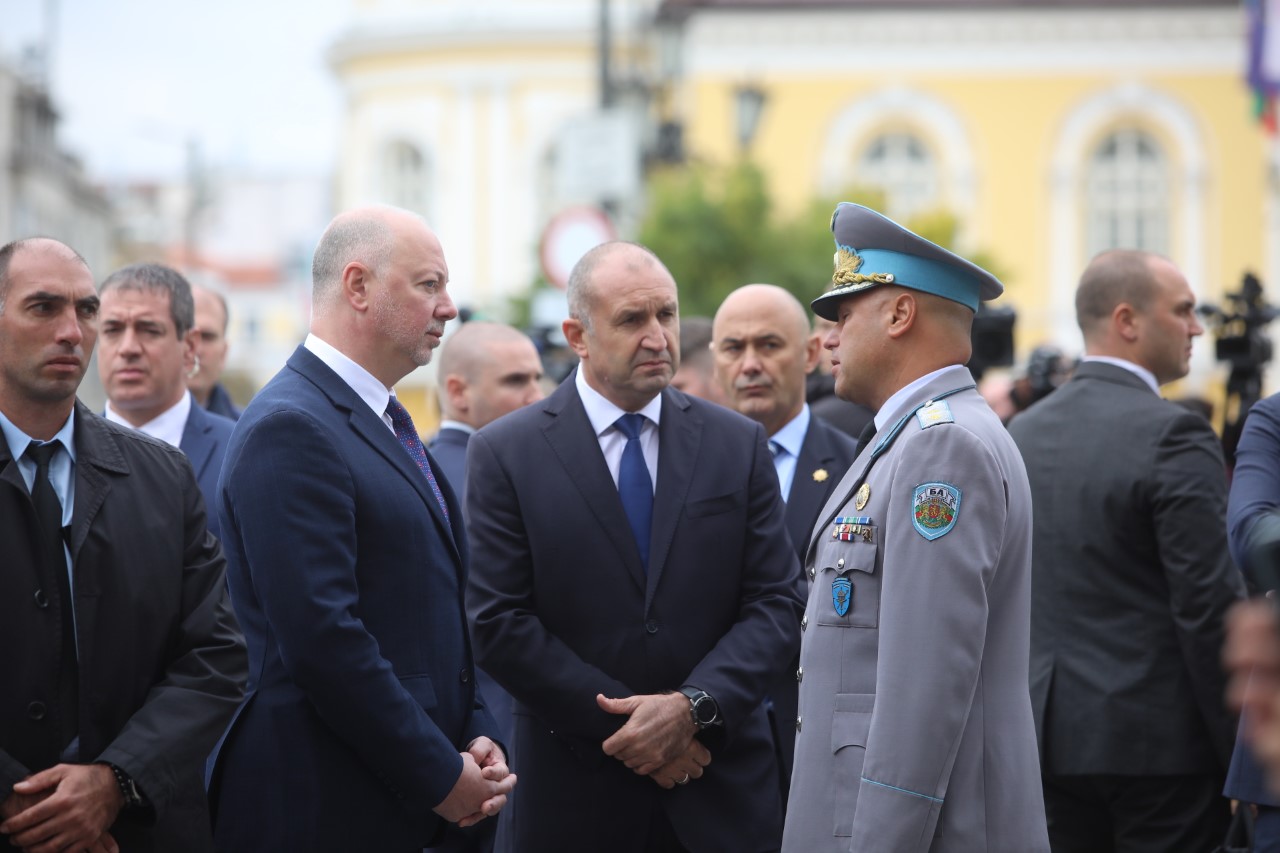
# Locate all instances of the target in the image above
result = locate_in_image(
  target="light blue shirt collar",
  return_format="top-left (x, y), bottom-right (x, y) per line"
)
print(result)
top-left (769, 405), bottom-right (810, 460)
top-left (1081, 355), bottom-right (1160, 395)
top-left (305, 333), bottom-right (395, 430)
top-left (874, 365), bottom-right (966, 432)
top-left (769, 404), bottom-right (810, 502)
top-left (0, 406), bottom-right (77, 527)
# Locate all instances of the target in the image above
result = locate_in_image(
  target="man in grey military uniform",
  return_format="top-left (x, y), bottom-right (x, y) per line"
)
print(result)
top-left (783, 203), bottom-right (1049, 852)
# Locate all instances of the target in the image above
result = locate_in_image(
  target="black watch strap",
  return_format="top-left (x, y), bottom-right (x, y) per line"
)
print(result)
top-left (102, 763), bottom-right (145, 810)
top-left (677, 685), bottom-right (721, 729)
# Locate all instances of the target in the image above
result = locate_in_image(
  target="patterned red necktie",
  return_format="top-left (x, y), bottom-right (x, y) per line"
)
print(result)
top-left (385, 397), bottom-right (450, 521)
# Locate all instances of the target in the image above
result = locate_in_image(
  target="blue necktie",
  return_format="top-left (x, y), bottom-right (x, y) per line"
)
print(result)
top-left (615, 414), bottom-right (653, 571)
top-left (385, 398), bottom-right (450, 522)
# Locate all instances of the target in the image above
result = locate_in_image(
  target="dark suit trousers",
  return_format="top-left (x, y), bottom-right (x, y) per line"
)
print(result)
top-left (1043, 772), bottom-right (1230, 853)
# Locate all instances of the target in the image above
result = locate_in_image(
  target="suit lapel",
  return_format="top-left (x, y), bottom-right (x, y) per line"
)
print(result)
top-left (541, 377), bottom-right (647, 593)
top-left (288, 347), bottom-right (460, 562)
top-left (785, 419), bottom-right (837, 560)
top-left (179, 404), bottom-right (215, 484)
top-left (69, 405), bottom-right (128, 594)
top-left (646, 389), bottom-right (698, 603)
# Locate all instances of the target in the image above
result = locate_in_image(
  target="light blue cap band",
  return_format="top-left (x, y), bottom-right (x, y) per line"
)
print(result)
top-left (853, 248), bottom-right (981, 312)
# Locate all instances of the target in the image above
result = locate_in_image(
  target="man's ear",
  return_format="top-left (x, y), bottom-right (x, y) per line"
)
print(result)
top-left (1114, 302), bottom-right (1140, 343)
top-left (885, 291), bottom-right (918, 340)
top-left (444, 374), bottom-right (469, 415)
top-left (182, 328), bottom-right (198, 376)
top-left (342, 262), bottom-right (373, 313)
top-left (563, 318), bottom-right (589, 360)
top-left (802, 331), bottom-right (822, 375)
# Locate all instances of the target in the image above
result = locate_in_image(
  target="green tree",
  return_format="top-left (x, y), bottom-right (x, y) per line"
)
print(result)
top-left (638, 161), bottom-right (883, 315)
top-left (637, 161), bottom-right (1004, 317)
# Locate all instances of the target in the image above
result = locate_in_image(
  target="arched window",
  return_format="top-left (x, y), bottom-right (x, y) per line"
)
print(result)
top-left (381, 140), bottom-right (430, 216)
top-left (855, 131), bottom-right (939, 221)
top-left (1085, 128), bottom-right (1169, 257)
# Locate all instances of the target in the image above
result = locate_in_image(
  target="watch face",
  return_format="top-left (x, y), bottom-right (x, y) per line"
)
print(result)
top-left (694, 696), bottom-right (717, 724)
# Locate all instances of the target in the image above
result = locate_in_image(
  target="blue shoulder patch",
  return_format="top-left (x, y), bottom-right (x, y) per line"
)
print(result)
top-left (915, 400), bottom-right (955, 430)
top-left (912, 482), bottom-right (961, 540)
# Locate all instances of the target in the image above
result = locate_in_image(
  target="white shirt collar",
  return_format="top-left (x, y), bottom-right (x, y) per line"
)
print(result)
top-left (105, 390), bottom-right (191, 449)
top-left (1081, 355), bottom-right (1161, 395)
top-left (305, 333), bottom-right (393, 426)
top-left (575, 366), bottom-right (663, 437)
top-left (770, 404), bottom-right (810, 458)
top-left (438, 419), bottom-right (477, 436)
top-left (874, 365), bottom-right (965, 432)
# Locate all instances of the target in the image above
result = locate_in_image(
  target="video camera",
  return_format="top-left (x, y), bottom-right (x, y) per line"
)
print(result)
top-left (1198, 273), bottom-right (1278, 372)
top-left (1199, 272), bottom-right (1279, 467)
top-left (969, 303), bottom-right (1016, 382)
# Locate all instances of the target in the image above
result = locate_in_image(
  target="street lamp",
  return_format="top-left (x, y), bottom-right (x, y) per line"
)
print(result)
top-left (735, 84), bottom-right (767, 154)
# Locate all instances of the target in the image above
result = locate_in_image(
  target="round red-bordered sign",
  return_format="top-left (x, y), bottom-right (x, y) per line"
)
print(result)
top-left (539, 206), bottom-right (617, 290)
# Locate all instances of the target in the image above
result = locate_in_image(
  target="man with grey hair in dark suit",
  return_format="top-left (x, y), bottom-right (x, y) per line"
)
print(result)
top-left (96, 264), bottom-right (236, 540)
top-left (1010, 249), bottom-right (1246, 851)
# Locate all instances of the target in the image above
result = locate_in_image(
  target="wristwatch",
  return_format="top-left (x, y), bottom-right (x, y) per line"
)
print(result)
top-left (678, 686), bottom-right (721, 730)
top-left (102, 763), bottom-right (145, 810)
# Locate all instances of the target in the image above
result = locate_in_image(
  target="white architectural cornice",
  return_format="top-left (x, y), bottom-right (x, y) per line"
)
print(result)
top-left (337, 61), bottom-right (596, 98)
top-left (329, 0), bottom-right (658, 66)
top-left (681, 7), bottom-right (1243, 75)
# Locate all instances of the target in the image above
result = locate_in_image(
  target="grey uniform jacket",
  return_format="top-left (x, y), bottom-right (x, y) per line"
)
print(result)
top-left (783, 365), bottom-right (1049, 853)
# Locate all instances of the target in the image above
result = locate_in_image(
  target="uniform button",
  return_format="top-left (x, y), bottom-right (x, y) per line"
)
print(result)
top-left (33, 589), bottom-right (49, 609)
top-left (459, 669), bottom-right (471, 684)
top-left (27, 701), bottom-right (46, 721)
top-left (795, 715), bottom-right (802, 732)
top-left (796, 667), bottom-right (803, 682)
top-left (645, 620), bottom-right (659, 634)
top-left (808, 566), bottom-right (815, 580)
top-left (801, 615), bottom-right (808, 631)
top-left (837, 558), bottom-right (845, 568)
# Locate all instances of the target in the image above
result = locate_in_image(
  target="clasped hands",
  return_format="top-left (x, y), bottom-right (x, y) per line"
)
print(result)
top-left (597, 693), bottom-right (711, 789)
top-left (0, 763), bottom-right (122, 853)
top-left (434, 736), bottom-right (517, 829)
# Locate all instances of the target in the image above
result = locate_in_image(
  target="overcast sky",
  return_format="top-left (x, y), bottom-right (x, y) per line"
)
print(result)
top-left (3, 0), bottom-right (349, 181)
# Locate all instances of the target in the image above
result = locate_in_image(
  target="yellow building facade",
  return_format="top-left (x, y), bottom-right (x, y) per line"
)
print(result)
top-left (331, 0), bottom-right (1272, 395)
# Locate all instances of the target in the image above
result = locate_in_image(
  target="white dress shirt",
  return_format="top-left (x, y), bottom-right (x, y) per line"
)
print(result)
top-left (305, 333), bottom-right (398, 433)
top-left (105, 389), bottom-right (192, 448)
top-left (1081, 355), bottom-right (1161, 395)
top-left (575, 367), bottom-right (661, 492)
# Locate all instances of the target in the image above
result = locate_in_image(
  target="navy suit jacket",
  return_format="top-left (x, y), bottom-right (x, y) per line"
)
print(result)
top-left (429, 426), bottom-right (471, 509)
top-left (768, 413), bottom-right (858, 795)
top-left (179, 402), bottom-right (235, 542)
top-left (466, 373), bottom-right (803, 853)
top-left (209, 346), bottom-right (496, 853)
top-left (204, 383), bottom-right (242, 422)
top-left (1225, 393), bottom-right (1280, 806)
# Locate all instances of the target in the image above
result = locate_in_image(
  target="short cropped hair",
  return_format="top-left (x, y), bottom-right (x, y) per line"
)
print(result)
top-left (1075, 249), bottom-right (1161, 337)
top-left (99, 263), bottom-right (196, 338)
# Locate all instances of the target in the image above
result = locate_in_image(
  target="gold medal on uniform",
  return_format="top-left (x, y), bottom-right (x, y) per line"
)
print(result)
top-left (855, 482), bottom-right (870, 511)
top-left (812, 468), bottom-right (829, 483)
